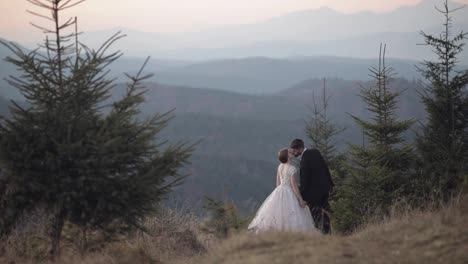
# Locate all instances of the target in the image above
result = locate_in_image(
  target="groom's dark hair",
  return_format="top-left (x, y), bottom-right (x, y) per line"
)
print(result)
top-left (290, 138), bottom-right (305, 150)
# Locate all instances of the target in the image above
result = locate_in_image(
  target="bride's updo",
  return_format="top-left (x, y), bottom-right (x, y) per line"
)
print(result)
top-left (278, 148), bottom-right (289, 164)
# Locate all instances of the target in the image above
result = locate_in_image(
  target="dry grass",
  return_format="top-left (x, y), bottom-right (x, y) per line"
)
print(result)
top-left (1, 210), bottom-right (50, 262)
top-left (0, 203), bottom-right (213, 264)
top-left (1, 197), bottom-right (467, 264)
top-left (189, 195), bottom-right (468, 264)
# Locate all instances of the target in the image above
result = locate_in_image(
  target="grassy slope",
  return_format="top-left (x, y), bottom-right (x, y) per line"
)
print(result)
top-left (1, 197), bottom-right (467, 264)
top-left (191, 197), bottom-right (468, 264)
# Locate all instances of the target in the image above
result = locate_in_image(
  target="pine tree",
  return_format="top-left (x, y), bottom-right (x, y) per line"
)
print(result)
top-left (416, 0), bottom-right (468, 200)
top-left (332, 45), bottom-right (414, 233)
top-left (305, 78), bottom-right (346, 182)
top-left (0, 0), bottom-right (194, 257)
top-left (201, 196), bottom-right (248, 238)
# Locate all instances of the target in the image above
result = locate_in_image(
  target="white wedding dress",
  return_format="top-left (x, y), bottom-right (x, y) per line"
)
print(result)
top-left (248, 163), bottom-right (317, 234)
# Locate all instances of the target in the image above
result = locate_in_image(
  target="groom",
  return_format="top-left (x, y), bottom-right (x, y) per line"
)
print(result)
top-left (290, 139), bottom-right (334, 234)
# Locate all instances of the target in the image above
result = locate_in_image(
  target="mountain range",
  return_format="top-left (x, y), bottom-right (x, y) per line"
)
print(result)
top-left (2, 0), bottom-right (467, 96)
top-left (1, 42), bottom-right (426, 96)
top-left (64, 0), bottom-right (468, 61)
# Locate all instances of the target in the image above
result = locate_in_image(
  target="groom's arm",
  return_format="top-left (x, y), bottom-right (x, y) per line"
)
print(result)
top-left (299, 152), bottom-right (311, 195)
top-left (316, 149), bottom-right (334, 188)
top-left (311, 148), bottom-right (334, 191)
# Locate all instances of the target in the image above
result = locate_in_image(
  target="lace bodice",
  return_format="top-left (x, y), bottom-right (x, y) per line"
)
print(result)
top-left (278, 163), bottom-right (297, 186)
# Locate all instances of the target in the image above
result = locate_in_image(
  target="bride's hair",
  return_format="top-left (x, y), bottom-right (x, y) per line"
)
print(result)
top-left (278, 148), bottom-right (289, 163)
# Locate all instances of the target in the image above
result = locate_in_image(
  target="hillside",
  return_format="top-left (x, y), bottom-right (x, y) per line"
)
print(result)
top-left (2, 195), bottom-right (465, 263)
top-left (190, 197), bottom-right (468, 264)
top-left (136, 79), bottom-right (424, 124)
top-left (136, 80), bottom-right (425, 208)
top-left (0, 78), bottom-right (426, 210)
top-left (161, 113), bottom-right (305, 208)
top-left (155, 56), bottom-right (422, 94)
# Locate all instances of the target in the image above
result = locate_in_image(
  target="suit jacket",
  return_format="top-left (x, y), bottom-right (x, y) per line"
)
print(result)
top-left (299, 148), bottom-right (334, 206)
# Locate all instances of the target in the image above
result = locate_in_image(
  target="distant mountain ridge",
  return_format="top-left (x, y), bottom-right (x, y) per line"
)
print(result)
top-left (1, 43), bottom-right (428, 96)
top-left (2, 1), bottom-right (468, 61)
top-left (154, 56), bottom-right (424, 94)
top-left (66, 0), bottom-right (468, 61)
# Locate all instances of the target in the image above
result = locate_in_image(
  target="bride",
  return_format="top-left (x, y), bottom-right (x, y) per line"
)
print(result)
top-left (248, 148), bottom-right (318, 234)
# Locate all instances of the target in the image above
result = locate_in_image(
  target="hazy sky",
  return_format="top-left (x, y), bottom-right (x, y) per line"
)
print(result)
top-left (1, 0), bottom-right (467, 42)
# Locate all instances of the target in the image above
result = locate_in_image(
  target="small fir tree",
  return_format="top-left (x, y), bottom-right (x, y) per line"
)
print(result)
top-left (201, 196), bottom-right (249, 238)
top-left (332, 45), bottom-right (415, 233)
top-left (415, 0), bottom-right (468, 200)
top-left (305, 78), bottom-right (346, 183)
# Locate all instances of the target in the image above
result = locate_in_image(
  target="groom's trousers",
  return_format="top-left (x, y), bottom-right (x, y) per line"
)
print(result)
top-left (309, 194), bottom-right (331, 234)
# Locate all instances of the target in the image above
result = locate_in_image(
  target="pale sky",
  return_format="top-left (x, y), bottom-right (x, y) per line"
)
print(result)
top-left (1, 0), bottom-right (467, 42)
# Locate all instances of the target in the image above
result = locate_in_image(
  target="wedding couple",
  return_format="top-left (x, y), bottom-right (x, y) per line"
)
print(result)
top-left (248, 139), bottom-right (334, 235)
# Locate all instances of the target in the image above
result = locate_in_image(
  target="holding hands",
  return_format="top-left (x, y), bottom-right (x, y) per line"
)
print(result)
top-left (299, 199), bottom-right (307, 208)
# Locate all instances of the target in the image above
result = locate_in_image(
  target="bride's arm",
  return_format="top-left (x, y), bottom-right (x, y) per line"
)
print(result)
top-left (290, 173), bottom-right (306, 206)
top-left (276, 171), bottom-right (280, 187)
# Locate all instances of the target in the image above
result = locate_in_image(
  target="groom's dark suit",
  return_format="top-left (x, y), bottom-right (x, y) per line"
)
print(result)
top-left (299, 148), bottom-right (334, 234)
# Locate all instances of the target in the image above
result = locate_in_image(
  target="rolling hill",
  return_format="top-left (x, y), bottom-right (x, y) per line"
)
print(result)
top-left (0, 37), bottom-right (431, 211)
top-left (0, 49), bottom-right (426, 95)
top-left (135, 79), bottom-right (425, 208)
top-left (0, 80), bottom-right (310, 209)
top-left (0, 77), bottom-right (426, 209)
top-left (155, 56), bottom-right (423, 94)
